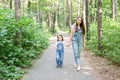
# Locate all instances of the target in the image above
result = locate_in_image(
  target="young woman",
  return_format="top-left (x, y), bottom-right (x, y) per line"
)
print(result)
top-left (67, 16), bottom-right (85, 71)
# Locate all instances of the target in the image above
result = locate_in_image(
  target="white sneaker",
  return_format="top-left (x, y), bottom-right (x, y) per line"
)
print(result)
top-left (74, 63), bottom-right (77, 68)
top-left (76, 65), bottom-right (80, 71)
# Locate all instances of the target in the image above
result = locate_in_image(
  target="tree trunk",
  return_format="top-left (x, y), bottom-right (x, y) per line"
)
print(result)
top-left (22, 0), bottom-right (25, 17)
top-left (57, 1), bottom-right (60, 27)
top-left (89, 0), bottom-right (94, 22)
top-left (64, 0), bottom-right (66, 29)
top-left (112, 0), bottom-right (117, 20)
top-left (83, 0), bottom-right (86, 29)
top-left (39, 11), bottom-right (42, 23)
top-left (38, 0), bottom-right (42, 24)
top-left (86, 0), bottom-right (90, 40)
top-left (83, 0), bottom-right (89, 40)
top-left (68, 0), bottom-right (72, 32)
top-left (97, 0), bottom-right (102, 50)
top-left (14, 0), bottom-right (22, 47)
top-left (52, 12), bottom-right (56, 33)
top-left (15, 0), bottom-right (21, 21)
top-left (47, 12), bottom-right (51, 28)
top-left (77, 0), bottom-right (80, 16)
top-left (35, 0), bottom-right (38, 22)
top-left (28, 0), bottom-right (31, 14)
top-left (10, 0), bottom-right (12, 9)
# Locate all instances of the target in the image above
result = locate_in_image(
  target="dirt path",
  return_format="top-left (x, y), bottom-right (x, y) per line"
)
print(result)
top-left (22, 31), bottom-right (120, 80)
top-left (84, 51), bottom-right (120, 80)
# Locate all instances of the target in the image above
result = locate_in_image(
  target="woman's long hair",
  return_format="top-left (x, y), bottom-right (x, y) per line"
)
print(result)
top-left (75, 17), bottom-right (85, 35)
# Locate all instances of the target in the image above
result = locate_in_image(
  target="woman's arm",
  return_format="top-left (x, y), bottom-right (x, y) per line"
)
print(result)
top-left (54, 42), bottom-right (58, 49)
top-left (66, 28), bottom-right (74, 46)
top-left (82, 34), bottom-right (86, 48)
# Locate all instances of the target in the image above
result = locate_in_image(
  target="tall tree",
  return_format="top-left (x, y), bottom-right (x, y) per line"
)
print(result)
top-left (38, 0), bottom-right (42, 24)
top-left (15, 0), bottom-right (21, 21)
top-left (14, 0), bottom-right (22, 47)
top-left (77, 0), bottom-right (80, 16)
top-left (68, 0), bottom-right (72, 32)
top-left (83, 0), bottom-right (86, 26)
top-left (86, 0), bottom-right (89, 40)
top-left (112, 0), bottom-right (117, 20)
top-left (83, 0), bottom-right (89, 40)
top-left (10, 0), bottom-right (13, 9)
top-left (63, 0), bottom-right (67, 29)
top-left (57, 0), bottom-right (60, 27)
top-left (47, 12), bottom-right (51, 28)
top-left (97, 0), bottom-right (102, 49)
top-left (28, 0), bottom-right (31, 14)
top-left (52, 11), bottom-right (56, 33)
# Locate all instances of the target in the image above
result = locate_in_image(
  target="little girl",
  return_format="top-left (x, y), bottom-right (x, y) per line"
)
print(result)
top-left (55, 35), bottom-right (65, 68)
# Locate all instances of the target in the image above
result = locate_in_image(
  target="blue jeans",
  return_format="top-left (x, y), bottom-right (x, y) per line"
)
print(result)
top-left (56, 50), bottom-right (64, 66)
top-left (72, 40), bottom-right (82, 65)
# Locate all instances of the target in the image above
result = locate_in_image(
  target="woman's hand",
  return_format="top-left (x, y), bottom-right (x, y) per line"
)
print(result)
top-left (82, 43), bottom-right (86, 49)
top-left (54, 46), bottom-right (58, 49)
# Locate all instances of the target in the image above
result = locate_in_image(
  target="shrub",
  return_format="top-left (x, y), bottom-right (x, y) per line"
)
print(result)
top-left (87, 17), bottom-right (120, 65)
top-left (0, 8), bottom-right (49, 79)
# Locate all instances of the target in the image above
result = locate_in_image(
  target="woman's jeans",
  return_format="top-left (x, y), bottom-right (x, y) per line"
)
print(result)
top-left (56, 50), bottom-right (64, 66)
top-left (72, 40), bottom-right (82, 65)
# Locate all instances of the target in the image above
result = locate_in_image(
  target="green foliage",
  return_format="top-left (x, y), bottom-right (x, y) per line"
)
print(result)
top-left (102, 0), bottom-right (112, 17)
top-left (0, 65), bottom-right (24, 80)
top-left (0, 8), bottom-right (49, 79)
top-left (87, 17), bottom-right (120, 65)
top-left (102, 17), bottom-right (120, 65)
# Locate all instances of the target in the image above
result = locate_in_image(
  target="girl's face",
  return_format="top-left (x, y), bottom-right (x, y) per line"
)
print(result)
top-left (76, 18), bottom-right (82, 24)
top-left (58, 36), bottom-right (63, 41)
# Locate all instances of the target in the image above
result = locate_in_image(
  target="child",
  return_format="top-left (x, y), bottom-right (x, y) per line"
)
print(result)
top-left (55, 35), bottom-right (65, 68)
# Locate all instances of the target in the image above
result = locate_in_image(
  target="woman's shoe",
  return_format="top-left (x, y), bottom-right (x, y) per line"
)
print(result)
top-left (74, 63), bottom-right (77, 68)
top-left (76, 65), bottom-right (80, 71)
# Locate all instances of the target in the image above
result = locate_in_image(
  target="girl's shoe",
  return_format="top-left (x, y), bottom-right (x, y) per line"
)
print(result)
top-left (56, 65), bottom-right (59, 68)
top-left (59, 65), bottom-right (63, 68)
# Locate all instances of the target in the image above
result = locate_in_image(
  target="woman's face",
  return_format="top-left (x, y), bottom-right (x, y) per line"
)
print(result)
top-left (76, 18), bottom-right (82, 24)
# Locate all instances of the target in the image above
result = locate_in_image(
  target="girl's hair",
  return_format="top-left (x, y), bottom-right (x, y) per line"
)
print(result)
top-left (57, 35), bottom-right (64, 41)
top-left (75, 16), bottom-right (85, 35)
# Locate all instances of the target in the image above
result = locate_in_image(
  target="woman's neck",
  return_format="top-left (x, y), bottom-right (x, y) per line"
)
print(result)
top-left (77, 24), bottom-right (80, 27)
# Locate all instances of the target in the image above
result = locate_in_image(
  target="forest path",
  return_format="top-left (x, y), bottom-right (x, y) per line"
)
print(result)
top-left (22, 31), bottom-right (98, 80)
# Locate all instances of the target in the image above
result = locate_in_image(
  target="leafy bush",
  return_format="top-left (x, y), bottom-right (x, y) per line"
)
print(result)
top-left (87, 17), bottom-right (120, 65)
top-left (0, 65), bottom-right (24, 80)
top-left (0, 8), bottom-right (49, 79)
top-left (102, 17), bottom-right (120, 65)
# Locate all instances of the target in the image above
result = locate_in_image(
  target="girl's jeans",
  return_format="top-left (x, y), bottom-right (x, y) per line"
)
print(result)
top-left (72, 40), bottom-right (82, 65)
top-left (56, 50), bottom-right (64, 66)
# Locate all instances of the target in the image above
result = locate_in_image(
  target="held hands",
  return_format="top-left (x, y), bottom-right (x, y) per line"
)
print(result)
top-left (54, 46), bottom-right (58, 49)
top-left (65, 42), bottom-right (71, 47)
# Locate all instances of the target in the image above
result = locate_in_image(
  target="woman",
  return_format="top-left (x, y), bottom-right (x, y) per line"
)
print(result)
top-left (67, 16), bottom-right (85, 71)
